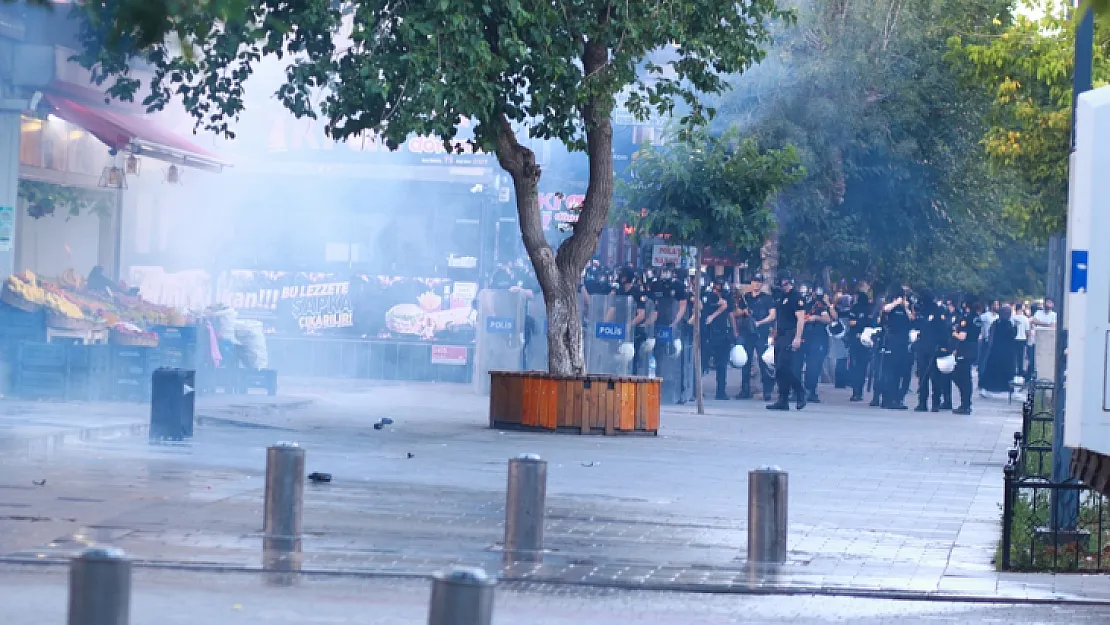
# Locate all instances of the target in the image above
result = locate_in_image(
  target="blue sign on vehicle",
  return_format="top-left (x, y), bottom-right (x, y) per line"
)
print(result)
top-left (486, 317), bottom-right (516, 333)
top-left (595, 322), bottom-right (626, 340)
top-left (655, 326), bottom-right (673, 341)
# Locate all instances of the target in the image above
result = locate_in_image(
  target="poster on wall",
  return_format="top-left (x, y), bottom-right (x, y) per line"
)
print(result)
top-left (216, 270), bottom-right (478, 342)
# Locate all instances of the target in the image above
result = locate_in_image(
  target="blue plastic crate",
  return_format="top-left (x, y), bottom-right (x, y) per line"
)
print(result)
top-left (239, 369), bottom-right (277, 396)
top-left (151, 345), bottom-right (196, 370)
top-left (152, 325), bottom-right (197, 349)
top-left (111, 345), bottom-right (153, 376)
top-left (0, 304), bottom-right (45, 328)
top-left (68, 344), bottom-right (111, 372)
top-left (19, 342), bottom-right (68, 370)
top-left (16, 369), bottom-right (66, 399)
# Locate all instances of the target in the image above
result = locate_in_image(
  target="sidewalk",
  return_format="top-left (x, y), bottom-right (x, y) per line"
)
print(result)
top-left (0, 377), bottom-right (1105, 605)
top-left (0, 393), bottom-right (314, 449)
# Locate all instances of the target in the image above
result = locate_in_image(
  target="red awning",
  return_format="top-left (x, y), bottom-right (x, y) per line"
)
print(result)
top-left (43, 93), bottom-right (226, 171)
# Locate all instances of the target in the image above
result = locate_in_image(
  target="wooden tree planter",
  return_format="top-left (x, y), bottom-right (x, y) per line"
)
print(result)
top-left (489, 371), bottom-right (660, 435)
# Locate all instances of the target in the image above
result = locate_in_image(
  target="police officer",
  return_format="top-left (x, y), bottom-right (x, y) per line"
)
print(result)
top-left (912, 289), bottom-right (944, 412)
top-left (952, 295), bottom-right (981, 415)
top-left (802, 286), bottom-right (832, 403)
top-left (679, 270), bottom-right (697, 403)
top-left (932, 298), bottom-right (955, 411)
top-left (767, 274), bottom-right (807, 411)
top-left (734, 273), bottom-right (774, 400)
top-left (607, 267), bottom-right (646, 373)
top-left (879, 284), bottom-right (914, 410)
top-left (703, 276), bottom-right (732, 400)
top-left (650, 264), bottom-right (687, 402)
top-left (846, 291), bottom-right (871, 402)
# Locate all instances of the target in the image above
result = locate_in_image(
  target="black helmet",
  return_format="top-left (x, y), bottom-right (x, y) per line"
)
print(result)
top-left (751, 272), bottom-right (765, 283)
top-left (779, 272), bottom-right (794, 286)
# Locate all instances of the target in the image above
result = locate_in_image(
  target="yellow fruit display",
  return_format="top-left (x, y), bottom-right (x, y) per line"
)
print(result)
top-left (6, 274), bottom-right (44, 304)
top-left (44, 292), bottom-right (84, 319)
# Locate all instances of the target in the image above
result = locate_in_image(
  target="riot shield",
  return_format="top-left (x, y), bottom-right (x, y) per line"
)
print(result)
top-left (473, 289), bottom-right (526, 394)
top-left (585, 293), bottom-right (634, 376)
top-left (652, 295), bottom-right (683, 403)
top-left (522, 293), bottom-right (548, 372)
top-left (633, 299), bottom-right (656, 377)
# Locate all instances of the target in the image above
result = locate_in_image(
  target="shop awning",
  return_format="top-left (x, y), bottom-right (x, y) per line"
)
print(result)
top-left (43, 93), bottom-right (227, 172)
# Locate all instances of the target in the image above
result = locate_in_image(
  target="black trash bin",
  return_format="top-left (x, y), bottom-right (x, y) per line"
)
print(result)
top-left (150, 368), bottom-right (196, 441)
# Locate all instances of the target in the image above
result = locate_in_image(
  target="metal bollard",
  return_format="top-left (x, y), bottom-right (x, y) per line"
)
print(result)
top-left (68, 547), bottom-right (131, 625)
top-left (747, 466), bottom-right (788, 563)
top-left (263, 442), bottom-right (305, 583)
top-left (427, 567), bottom-right (495, 625)
top-left (503, 453), bottom-right (547, 564)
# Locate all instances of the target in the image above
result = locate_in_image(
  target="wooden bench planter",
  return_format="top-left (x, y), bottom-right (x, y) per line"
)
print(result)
top-left (489, 371), bottom-right (660, 435)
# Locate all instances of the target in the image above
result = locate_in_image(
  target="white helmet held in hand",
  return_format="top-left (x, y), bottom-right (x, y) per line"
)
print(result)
top-left (936, 354), bottom-right (956, 374)
top-left (762, 344), bottom-right (776, 367)
top-left (730, 344), bottom-right (748, 368)
top-left (644, 338), bottom-right (656, 352)
top-left (861, 327), bottom-right (877, 348)
top-left (618, 342), bottom-right (635, 362)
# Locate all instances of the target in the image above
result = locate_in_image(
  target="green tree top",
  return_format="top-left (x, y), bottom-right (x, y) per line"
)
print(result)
top-left (618, 127), bottom-right (802, 250)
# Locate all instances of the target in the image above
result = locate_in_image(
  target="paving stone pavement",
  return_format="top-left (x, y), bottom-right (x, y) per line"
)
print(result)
top-left (1, 564), bottom-right (1107, 624)
top-left (0, 378), bottom-right (1105, 605)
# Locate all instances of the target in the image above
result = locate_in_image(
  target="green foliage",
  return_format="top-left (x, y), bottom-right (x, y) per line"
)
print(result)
top-left (616, 127), bottom-right (802, 250)
top-left (710, 0), bottom-right (1041, 295)
top-left (73, 0), bottom-right (790, 152)
top-left (948, 0), bottom-right (1110, 243)
top-left (17, 180), bottom-right (113, 219)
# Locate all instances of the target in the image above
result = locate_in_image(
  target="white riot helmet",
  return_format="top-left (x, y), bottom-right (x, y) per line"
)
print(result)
top-left (861, 327), bottom-right (877, 348)
top-left (729, 344), bottom-right (748, 368)
top-left (644, 338), bottom-right (656, 352)
top-left (762, 344), bottom-right (776, 367)
top-left (827, 321), bottom-right (846, 339)
top-left (671, 338), bottom-right (683, 355)
top-left (909, 329), bottom-right (920, 343)
top-left (618, 342), bottom-right (635, 362)
top-left (936, 354), bottom-right (956, 374)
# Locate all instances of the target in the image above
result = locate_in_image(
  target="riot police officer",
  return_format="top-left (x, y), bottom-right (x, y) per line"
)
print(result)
top-left (607, 266), bottom-right (647, 373)
top-left (879, 285), bottom-right (914, 410)
top-left (649, 264), bottom-right (687, 401)
top-left (846, 291), bottom-right (871, 402)
top-left (952, 296), bottom-right (981, 415)
top-left (802, 286), bottom-right (832, 403)
top-left (767, 274), bottom-right (807, 411)
top-left (734, 273), bottom-right (774, 400)
top-left (703, 276), bottom-right (732, 400)
top-left (912, 289), bottom-right (940, 412)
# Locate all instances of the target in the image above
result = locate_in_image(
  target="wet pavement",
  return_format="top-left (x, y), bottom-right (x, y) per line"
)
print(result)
top-left (0, 377), bottom-right (1107, 610)
top-left (2, 564), bottom-right (1108, 624)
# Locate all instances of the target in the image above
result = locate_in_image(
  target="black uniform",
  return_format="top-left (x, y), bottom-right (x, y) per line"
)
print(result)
top-left (881, 300), bottom-right (913, 409)
top-left (611, 282), bottom-right (648, 374)
top-left (650, 275), bottom-right (687, 403)
top-left (771, 288), bottom-right (807, 408)
top-left (953, 308), bottom-right (981, 413)
top-left (703, 285), bottom-right (732, 399)
top-left (802, 297), bottom-right (830, 399)
top-left (913, 301), bottom-right (941, 411)
top-left (846, 297), bottom-right (872, 401)
top-left (735, 290), bottom-right (773, 399)
top-left (932, 310), bottom-right (955, 410)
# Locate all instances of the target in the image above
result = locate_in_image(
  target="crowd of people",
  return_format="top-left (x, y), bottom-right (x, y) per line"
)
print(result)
top-left (479, 257), bottom-right (1057, 414)
top-left (574, 263), bottom-right (1058, 414)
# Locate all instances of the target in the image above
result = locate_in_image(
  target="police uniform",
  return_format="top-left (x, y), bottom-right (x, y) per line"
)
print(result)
top-left (769, 284), bottom-right (807, 410)
top-left (739, 287), bottom-right (775, 400)
top-left (802, 294), bottom-right (831, 401)
top-left (953, 304), bottom-right (981, 414)
top-left (649, 270), bottom-right (687, 403)
top-left (846, 294), bottom-right (872, 401)
top-left (880, 297), bottom-right (913, 409)
top-left (609, 275), bottom-right (646, 374)
top-left (703, 281), bottom-right (732, 399)
top-left (932, 309), bottom-right (955, 410)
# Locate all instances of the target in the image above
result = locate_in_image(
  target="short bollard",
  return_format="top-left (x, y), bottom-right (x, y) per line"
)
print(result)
top-left (748, 466), bottom-right (788, 564)
top-left (427, 567), bottom-right (495, 625)
top-left (68, 547), bottom-right (131, 625)
top-left (263, 442), bottom-right (305, 583)
top-left (504, 453), bottom-right (547, 564)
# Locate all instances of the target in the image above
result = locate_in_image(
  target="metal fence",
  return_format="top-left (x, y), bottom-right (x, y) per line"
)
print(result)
top-left (267, 337), bottom-right (473, 383)
top-left (1000, 382), bottom-right (1110, 572)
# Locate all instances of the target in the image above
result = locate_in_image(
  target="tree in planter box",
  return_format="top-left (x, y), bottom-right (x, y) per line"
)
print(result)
top-left (71, 0), bottom-right (790, 376)
top-left (617, 127), bottom-right (802, 413)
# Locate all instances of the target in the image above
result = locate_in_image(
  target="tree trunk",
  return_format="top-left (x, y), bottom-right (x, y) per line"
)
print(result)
top-left (692, 246), bottom-right (705, 415)
top-left (491, 43), bottom-right (615, 377)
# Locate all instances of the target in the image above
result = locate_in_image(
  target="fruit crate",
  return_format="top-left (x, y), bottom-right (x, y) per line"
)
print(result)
top-left (111, 345), bottom-right (154, 377)
top-left (239, 368), bottom-right (278, 396)
top-left (66, 344), bottom-right (110, 401)
top-left (151, 345), bottom-right (197, 370)
top-left (19, 342), bottom-right (67, 370)
top-left (14, 368), bottom-right (66, 399)
top-left (152, 325), bottom-right (198, 349)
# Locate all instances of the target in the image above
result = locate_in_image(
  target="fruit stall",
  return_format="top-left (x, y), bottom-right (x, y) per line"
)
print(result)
top-left (0, 270), bottom-right (276, 401)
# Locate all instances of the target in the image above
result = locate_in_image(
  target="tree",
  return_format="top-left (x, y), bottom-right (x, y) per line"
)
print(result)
top-left (617, 127), bottom-right (802, 413)
top-left (73, 0), bottom-right (790, 376)
top-left (948, 0), bottom-right (1110, 243)
top-left (712, 0), bottom-right (1041, 295)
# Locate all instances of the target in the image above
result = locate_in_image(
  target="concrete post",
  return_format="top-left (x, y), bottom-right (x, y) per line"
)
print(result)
top-left (68, 547), bottom-right (131, 625)
top-left (748, 466), bottom-right (788, 563)
top-left (504, 453), bottom-right (546, 564)
top-left (263, 442), bottom-right (305, 583)
top-left (427, 567), bottom-right (495, 625)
